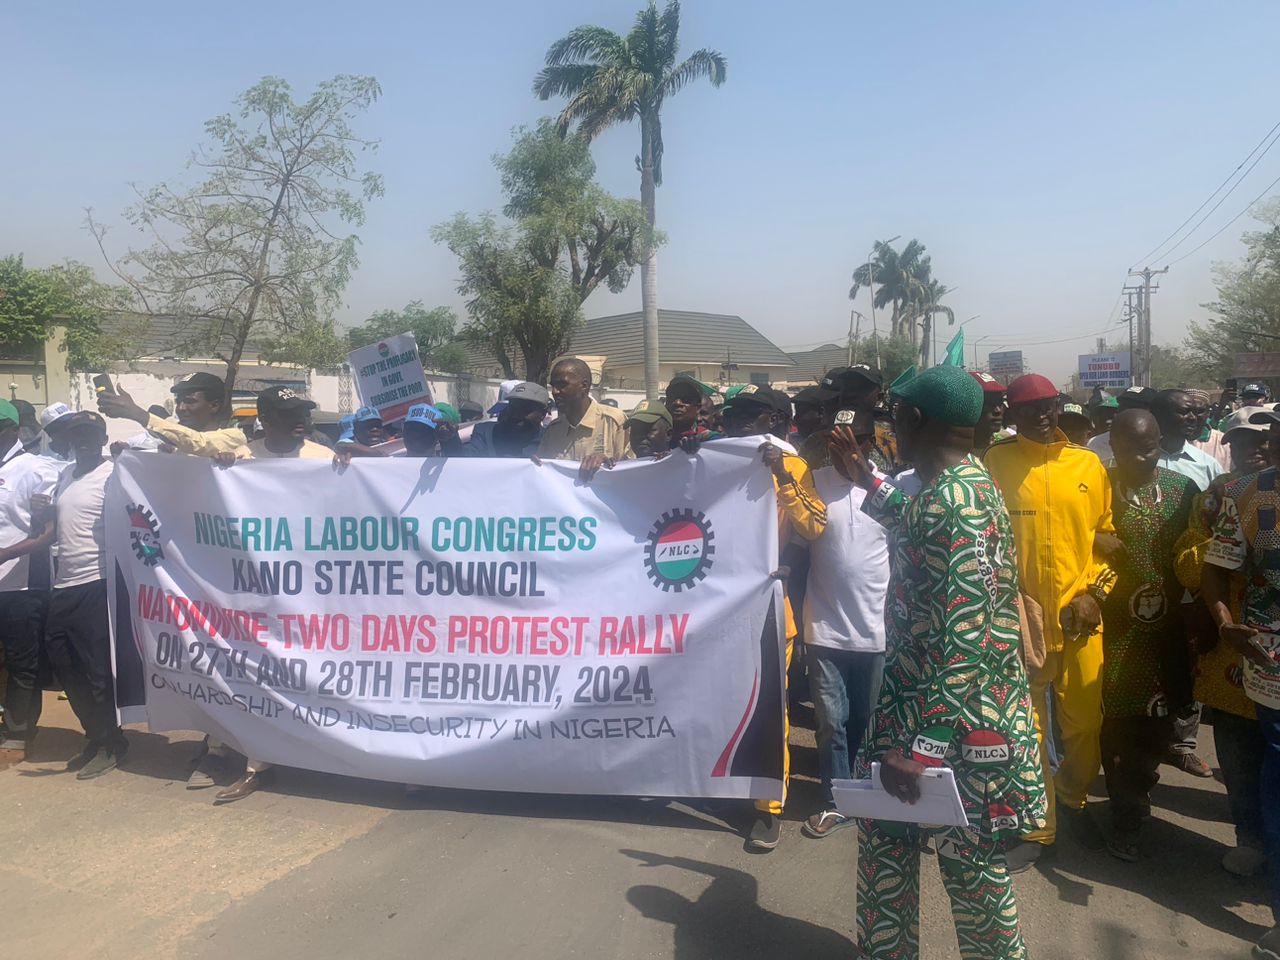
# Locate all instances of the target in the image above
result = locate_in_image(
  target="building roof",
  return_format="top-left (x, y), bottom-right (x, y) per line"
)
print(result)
top-left (99, 312), bottom-right (265, 363)
top-left (786, 343), bottom-right (850, 382)
top-left (571, 310), bottom-right (794, 368)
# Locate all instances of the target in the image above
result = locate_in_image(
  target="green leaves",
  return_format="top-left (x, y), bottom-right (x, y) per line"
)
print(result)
top-left (346, 302), bottom-right (462, 372)
top-left (0, 255), bottom-right (132, 369)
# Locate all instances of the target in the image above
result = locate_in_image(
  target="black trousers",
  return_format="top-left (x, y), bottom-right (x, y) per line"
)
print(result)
top-left (1101, 714), bottom-right (1176, 833)
top-left (0, 590), bottom-right (48, 744)
top-left (44, 580), bottom-right (125, 753)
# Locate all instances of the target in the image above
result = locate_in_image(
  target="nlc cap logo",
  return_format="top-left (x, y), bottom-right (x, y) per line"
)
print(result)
top-left (127, 504), bottom-right (164, 567)
top-left (643, 509), bottom-right (714, 592)
top-left (377, 341), bottom-right (390, 358)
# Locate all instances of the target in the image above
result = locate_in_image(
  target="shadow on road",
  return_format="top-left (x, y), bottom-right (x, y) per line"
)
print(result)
top-left (621, 849), bottom-right (856, 959)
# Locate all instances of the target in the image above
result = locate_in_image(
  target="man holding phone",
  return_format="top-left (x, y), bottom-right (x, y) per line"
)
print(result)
top-left (97, 372), bottom-right (244, 456)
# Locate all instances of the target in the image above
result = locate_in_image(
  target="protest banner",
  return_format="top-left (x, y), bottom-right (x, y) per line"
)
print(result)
top-left (347, 332), bottom-right (431, 422)
top-left (105, 440), bottom-right (786, 800)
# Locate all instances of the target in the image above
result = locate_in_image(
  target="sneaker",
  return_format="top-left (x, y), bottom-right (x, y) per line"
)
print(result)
top-left (1107, 828), bottom-right (1140, 862)
top-left (1255, 924), bottom-right (1280, 960)
top-left (748, 813), bottom-right (782, 850)
top-left (1166, 752), bottom-right (1213, 778)
top-left (65, 743), bottom-right (99, 772)
top-left (1224, 845), bottom-right (1268, 878)
top-left (1062, 805), bottom-right (1105, 850)
top-left (76, 749), bottom-right (119, 781)
top-left (1006, 841), bottom-right (1051, 874)
top-left (802, 809), bottom-right (854, 839)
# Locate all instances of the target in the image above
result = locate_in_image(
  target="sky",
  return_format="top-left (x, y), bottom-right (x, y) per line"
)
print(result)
top-left (4, 0), bottom-right (1280, 385)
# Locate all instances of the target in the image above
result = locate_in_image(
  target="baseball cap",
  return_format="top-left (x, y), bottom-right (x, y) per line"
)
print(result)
top-left (39, 401), bottom-right (74, 430)
top-left (1005, 374), bottom-right (1059, 405)
top-left (1059, 402), bottom-right (1090, 422)
top-left (1225, 407), bottom-right (1273, 438)
top-left (63, 410), bottom-right (107, 433)
top-left (434, 402), bottom-right (461, 425)
top-left (488, 379), bottom-right (525, 416)
top-left (257, 386), bottom-right (316, 414)
top-left (666, 374), bottom-right (716, 399)
top-left (971, 372), bottom-right (1006, 394)
top-left (337, 414), bottom-right (355, 444)
top-left (626, 400), bottom-right (674, 427)
top-left (1097, 396), bottom-right (1120, 410)
top-left (171, 371), bottom-right (225, 396)
top-left (1117, 386), bottom-right (1158, 410)
top-left (725, 383), bottom-right (790, 414)
top-left (0, 399), bottom-right (18, 426)
top-left (405, 404), bottom-right (444, 428)
top-left (354, 405), bottom-right (382, 423)
top-left (1243, 382), bottom-right (1269, 397)
top-left (791, 385), bottom-right (831, 407)
top-left (505, 381), bottom-right (551, 407)
top-left (820, 364), bottom-right (883, 392)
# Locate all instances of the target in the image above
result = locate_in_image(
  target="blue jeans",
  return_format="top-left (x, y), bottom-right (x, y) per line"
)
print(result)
top-left (809, 646), bottom-right (884, 806)
top-left (1256, 703), bottom-right (1280, 922)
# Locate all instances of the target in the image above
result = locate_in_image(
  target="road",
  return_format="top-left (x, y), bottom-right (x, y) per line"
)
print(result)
top-left (0, 696), bottom-right (1265, 959)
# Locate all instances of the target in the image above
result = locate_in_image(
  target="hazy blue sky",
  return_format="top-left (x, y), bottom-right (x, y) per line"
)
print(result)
top-left (5, 0), bottom-right (1279, 383)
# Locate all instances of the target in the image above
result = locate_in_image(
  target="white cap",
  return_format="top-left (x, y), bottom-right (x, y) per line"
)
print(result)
top-left (39, 402), bottom-right (73, 430)
top-left (489, 379), bottom-right (524, 416)
top-left (1224, 406), bottom-right (1273, 441)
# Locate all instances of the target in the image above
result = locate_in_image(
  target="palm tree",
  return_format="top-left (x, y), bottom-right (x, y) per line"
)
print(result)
top-left (850, 239), bottom-right (929, 341)
top-left (901, 278), bottom-right (955, 366)
top-left (534, 1), bottom-right (726, 399)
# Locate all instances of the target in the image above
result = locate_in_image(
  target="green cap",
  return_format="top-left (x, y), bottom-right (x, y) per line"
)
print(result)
top-left (1098, 396), bottom-right (1119, 410)
top-left (667, 374), bottom-right (716, 398)
top-left (888, 366), bottom-right (917, 395)
top-left (723, 384), bottom-right (746, 401)
top-left (626, 400), bottom-right (673, 427)
top-left (892, 365), bottom-right (983, 427)
top-left (433, 402), bottom-right (461, 424)
top-left (0, 400), bottom-right (18, 425)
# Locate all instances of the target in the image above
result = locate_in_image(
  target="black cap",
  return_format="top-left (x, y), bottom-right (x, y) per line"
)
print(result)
top-left (727, 383), bottom-right (791, 414)
top-left (257, 386), bottom-right (317, 414)
top-left (666, 374), bottom-right (715, 400)
top-left (1243, 383), bottom-right (1269, 397)
top-left (63, 411), bottom-right (107, 433)
top-left (1116, 386), bottom-right (1158, 410)
top-left (792, 385), bottom-right (835, 407)
top-left (820, 364), bottom-right (883, 392)
top-left (171, 371), bottom-right (226, 396)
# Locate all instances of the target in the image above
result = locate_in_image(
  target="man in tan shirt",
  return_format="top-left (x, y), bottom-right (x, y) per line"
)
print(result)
top-left (98, 371), bottom-right (246, 456)
top-left (537, 358), bottom-right (631, 462)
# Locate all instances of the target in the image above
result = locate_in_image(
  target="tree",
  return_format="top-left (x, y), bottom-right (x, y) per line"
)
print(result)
top-left (900, 277), bottom-right (955, 367)
top-left (849, 332), bottom-right (916, 386)
top-left (535, 0), bottom-right (726, 399)
top-left (1184, 198), bottom-right (1280, 385)
top-left (346, 301), bottom-right (467, 373)
top-left (432, 122), bottom-right (650, 381)
top-left (850, 239), bottom-right (931, 342)
top-left (88, 75), bottom-right (384, 400)
top-left (0, 255), bottom-right (136, 369)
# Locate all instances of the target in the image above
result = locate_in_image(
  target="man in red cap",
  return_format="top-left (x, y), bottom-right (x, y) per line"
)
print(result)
top-left (970, 372), bottom-right (1007, 452)
top-left (985, 372), bottom-right (1117, 871)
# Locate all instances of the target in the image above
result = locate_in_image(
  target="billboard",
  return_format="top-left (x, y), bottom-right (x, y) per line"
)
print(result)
top-left (1077, 352), bottom-right (1131, 390)
top-left (988, 350), bottom-right (1024, 382)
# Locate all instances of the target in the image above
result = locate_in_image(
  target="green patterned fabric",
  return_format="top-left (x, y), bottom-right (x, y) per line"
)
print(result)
top-left (1102, 467), bottom-right (1196, 717)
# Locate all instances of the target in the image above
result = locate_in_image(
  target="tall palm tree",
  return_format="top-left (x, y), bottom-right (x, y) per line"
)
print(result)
top-left (850, 239), bottom-right (929, 340)
top-left (902, 278), bottom-right (955, 366)
top-left (534, 1), bottom-right (726, 399)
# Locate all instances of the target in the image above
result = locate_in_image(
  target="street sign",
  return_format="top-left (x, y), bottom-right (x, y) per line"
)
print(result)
top-left (347, 332), bottom-right (431, 422)
top-left (1077, 352), bottom-right (1131, 390)
top-left (988, 350), bottom-right (1024, 382)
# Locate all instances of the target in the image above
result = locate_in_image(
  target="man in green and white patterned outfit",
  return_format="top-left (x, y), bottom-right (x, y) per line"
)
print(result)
top-left (833, 365), bottom-right (1046, 960)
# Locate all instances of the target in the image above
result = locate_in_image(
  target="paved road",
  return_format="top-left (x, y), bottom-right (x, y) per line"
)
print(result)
top-left (0, 696), bottom-right (1265, 959)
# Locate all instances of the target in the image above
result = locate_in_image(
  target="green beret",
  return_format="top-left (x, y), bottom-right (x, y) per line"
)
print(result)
top-left (892, 365), bottom-right (983, 427)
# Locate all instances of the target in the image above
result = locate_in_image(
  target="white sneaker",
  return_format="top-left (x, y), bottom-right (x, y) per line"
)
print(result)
top-left (1224, 845), bottom-right (1268, 878)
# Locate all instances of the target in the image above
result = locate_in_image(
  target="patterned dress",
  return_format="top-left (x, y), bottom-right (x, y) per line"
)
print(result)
top-left (1101, 468), bottom-right (1196, 718)
top-left (856, 456), bottom-right (1045, 960)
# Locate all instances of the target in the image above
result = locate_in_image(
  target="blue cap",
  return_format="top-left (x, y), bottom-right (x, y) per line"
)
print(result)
top-left (337, 414), bottom-right (355, 443)
top-left (405, 404), bottom-right (443, 428)
top-left (354, 405), bottom-right (382, 423)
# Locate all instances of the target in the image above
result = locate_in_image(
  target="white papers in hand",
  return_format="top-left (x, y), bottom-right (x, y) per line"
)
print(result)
top-left (831, 763), bottom-right (968, 827)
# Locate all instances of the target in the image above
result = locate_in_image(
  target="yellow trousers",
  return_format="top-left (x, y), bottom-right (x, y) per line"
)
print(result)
top-left (1025, 631), bottom-right (1103, 844)
top-left (755, 636), bottom-right (793, 816)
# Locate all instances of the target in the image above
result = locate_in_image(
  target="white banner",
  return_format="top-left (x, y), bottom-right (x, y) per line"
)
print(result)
top-left (105, 440), bottom-right (785, 800)
top-left (1078, 351), bottom-right (1132, 389)
top-left (347, 332), bottom-right (431, 422)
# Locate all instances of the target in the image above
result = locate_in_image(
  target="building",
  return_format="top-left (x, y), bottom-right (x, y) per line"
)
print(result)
top-left (785, 343), bottom-right (851, 384)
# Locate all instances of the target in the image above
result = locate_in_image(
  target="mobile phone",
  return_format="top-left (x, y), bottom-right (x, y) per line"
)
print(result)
top-left (92, 374), bottom-right (116, 395)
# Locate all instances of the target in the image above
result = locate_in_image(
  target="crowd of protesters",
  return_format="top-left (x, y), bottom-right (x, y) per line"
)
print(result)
top-left (0, 355), bottom-right (1273, 959)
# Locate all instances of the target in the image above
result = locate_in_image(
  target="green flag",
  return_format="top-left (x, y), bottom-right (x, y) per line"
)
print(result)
top-left (942, 329), bottom-right (965, 367)
top-left (888, 365), bottom-right (916, 395)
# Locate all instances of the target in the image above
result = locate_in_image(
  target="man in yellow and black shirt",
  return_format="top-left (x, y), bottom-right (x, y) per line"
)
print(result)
top-left (984, 373), bottom-right (1117, 871)
top-left (98, 371), bottom-right (245, 456)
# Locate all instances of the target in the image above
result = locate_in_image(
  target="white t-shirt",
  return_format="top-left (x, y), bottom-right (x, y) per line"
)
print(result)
top-left (0, 448), bottom-right (63, 591)
top-left (53, 459), bottom-right (114, 589)
top-left (803, 465), bottom-right (891, 653)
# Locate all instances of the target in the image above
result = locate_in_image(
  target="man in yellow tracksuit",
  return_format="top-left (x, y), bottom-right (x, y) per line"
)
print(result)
top-left (984, 374), bottom-right (1116, 872)
top-left (721, 385), bottom-right (827, 851)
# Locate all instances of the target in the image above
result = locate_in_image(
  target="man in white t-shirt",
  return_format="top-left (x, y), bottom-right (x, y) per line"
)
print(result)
top-left (0, 400), bottom-right (63, 765)
top-left (801, 411), bottom-right (891, 838)
top-left (6, 412), bottom-right (125, 779)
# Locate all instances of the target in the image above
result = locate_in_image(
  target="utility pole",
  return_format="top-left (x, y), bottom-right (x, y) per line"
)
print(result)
top-left (848, 310), bottom-right (863, 366)
top-left (1127, 266), bottom-right (1168, 387)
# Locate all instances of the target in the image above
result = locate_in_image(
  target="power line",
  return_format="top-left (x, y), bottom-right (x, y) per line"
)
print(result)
top-left (1130, 119), bottom-right (1280, 268)
top-left (1166, 169), bottom-right (1280, 266)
